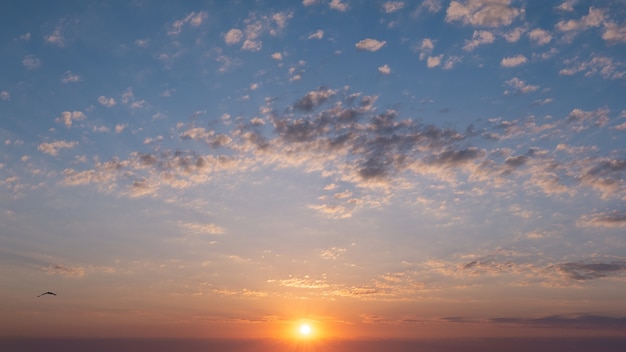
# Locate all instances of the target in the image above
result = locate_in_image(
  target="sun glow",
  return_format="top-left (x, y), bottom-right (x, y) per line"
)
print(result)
top-left (299, 324), bottom-right (312, 336)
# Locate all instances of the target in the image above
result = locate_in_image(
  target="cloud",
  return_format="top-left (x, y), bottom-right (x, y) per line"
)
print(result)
top-left (560, 55), bottom-right (626, 80)
top-left (0, 91), bottom-right (9, 101)
top-left (578, 210), bottom-right (626, 228)
top-left (224, 29), bottom-right (243, 44)
top-left (554, 262), bottom-right (626, 280)
top-left (555, 0), bottom-right (577, 12)
top-left (271, 52), bottom-right (283, 60)
top-left (503, 77), bottom-right (539, 94)
top-left (415, 38), bottom-right (435, 60)
top-left (242, 39), bottom-right (262, 51)
top-left (307, 29), bottom-right (324, 40)
top-left (329, 0), bottom-right (348, 12)
top-left (61, 71), bottom-right (81, 83)
top-left (602, 22), bottom-right (626, 43)
top-left (528, 28), bottom-right (552, 45)
top-left (383, 1), bottom-right (405, 13)
top-left (38, 140), bottom-right (78, 156)
top-left (500, 55), bottom-right (527, 67)
top-left (22, 55), bottom-right (41, 70)
top-left (42, 264), bottom-right (85, 278)
top-left (168, 11), bottom-right (208, 36)
top-left (413, 0), bottom-right (443, 16)
top-left (98, 96), bottom-right (116, 107)
top-left (492, 314), bottom-right (626, 329)
top-left (45, 21), bottom-right (66, 47)
top-left (427, 55), bottom-right (443, 68)
top-left (445, 0), bottom-right (523, 27)
top-left (292, 87), bottom-right (336, 111)
top-left (55, 111), bottom-right (87, 128)
top-left (378, 64), bottom-right (391, 75)
top-left (555, 6), bottom-right (604, 32)
top-left (355, 38), bottom-right (386, 52)
top-left (179, 222), bottom-right (225, 235)
top-left (463, 30), bottom-right (495, 51)
top-left (503, 25), bottom-right (527, 42)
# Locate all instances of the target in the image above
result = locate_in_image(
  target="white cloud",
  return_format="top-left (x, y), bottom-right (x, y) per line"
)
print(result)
top-left (560, 55), bottom-right (626, 80)
top-left (427, 55), bottom-right (443, 68)
top-left (61, 71), bottom-right (81, 83)
top-left (355, 38), bottom-right (386, 52)
top-left (135, 38), bottom-right (149, 47)
top-left (22, 55), bottom-right (41, 70)
top-left (500, 55), bottom-right (528, 67)
top-left (271, 52), bottom-right (283, 60)
top-left (415, 38), bottom-right (435, 60)
top-left (168, 11), bottom-right (208, 36)
top-left (602, 22), bottom-right (626, 43)
top-left (446, 0), bottom-right (523, 27)
top-left (98, 96), bottom-right (116, 107)
top-left (503, 26), bottom-right (526, 43)
top-left (463, 30), bottom-right (495, 51)
top-left (19, 32), bottom-right (31, 41)
top-left (38, 140), bottom-right (78, 156)
top-left (528, 28), bottom-right (552, 45)
top-left (308, 30), bottom-right (324, 40)
top-left (383, 1), bottom-right (405, 13)
top-left (45, 24), bottom-right (65, 47)
top-left (0, 91), bottom-right (9, 101)
top-left (504, 77), bottom-right (539, 94)
top-left (115, 124), bottom-right (127, 133)
top-left (56, 111), bottom-right (87, 128)
top-left (329, 0), bottom-right (348, 12)
top-left (555, 7), bottom-right (604, 32)
top-left (443, 56), bottom-right (462, 69)
top-left (242, 39), bottom-right (262, 51)
top-left (556, 0), bottom-right (577, 12)
top-left (224, 29), bottom-right (243, 44)
top-left (378, 64), bottom-right (391, 75)
top-left (413, 0), bottom-right (443, 15)
top-left (130, 99), bottom-right (147, 110)
top-left (302, 0), bottom-right (317, 5)
top-left (179, 222), bottom-right (225, 235)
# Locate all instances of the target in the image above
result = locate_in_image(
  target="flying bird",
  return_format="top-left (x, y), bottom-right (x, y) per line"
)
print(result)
top-left (37, 291), bottom-right (57, 297)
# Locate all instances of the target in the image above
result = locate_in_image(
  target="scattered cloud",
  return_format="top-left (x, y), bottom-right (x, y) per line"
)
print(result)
top-left (355, 38), bottom-right (386, 52)
top-left (98, 96), bottom-right (116, 107)
top-left (329, 0), bottom-right (348, 12)
top-left (61, 71), bottom-right (81, 83)
top-left (383, 1), bottom-right (405, 13)
top-left (427, 55), bottom-right (443, 68)
top-left (602, 22), bottom-right (626, 43)
top-left (224, 29), bottom-right (244, 44)
top-left (378, 64), bottom-right (391, 75)
top-left (555, 6), bottom-right (604, 32)
top-left (446, 0), bottom-right (523, 27)
top-left (307, 29), bottom-right (324, 40)
top-left (504, 77), bottom-right (539, 94)
top-left (22, 55), bottom-right (41, 70)
top-left (560, 55), bottom-right (626, 80)
top-left (500, 55), bottom-right (527, 67)
top-left (55, 111), bottom-right (87, 128)
top-left (168, 11), bottom-right (208, 36)
top-left (0, 91), bottom-right (9, 101)
top-left (38, 140), bottom-right (78, 156)
top-left (528, 28), bottom-right (552, 45)
top-left (463, 30), bottom-right (495, 51)
top-left (179, 221), bottom-right (225, 235)
top-left (578, 210), bottom-right (626, 228)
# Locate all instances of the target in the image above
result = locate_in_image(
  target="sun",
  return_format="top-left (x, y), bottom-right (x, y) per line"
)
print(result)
top-left (299, 324), bottom-right (312, 336)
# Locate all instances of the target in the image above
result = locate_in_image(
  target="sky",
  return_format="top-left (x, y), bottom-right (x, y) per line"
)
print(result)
top-left (1, 0), bottom-right (626, 345)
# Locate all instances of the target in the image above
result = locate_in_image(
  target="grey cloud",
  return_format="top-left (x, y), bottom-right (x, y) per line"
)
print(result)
top-left (293, 87), bottom-right (336, 111)
top-left (555, 262), bottom-right (626, 280)
top-left (492, 314), bottom-right (626, 329)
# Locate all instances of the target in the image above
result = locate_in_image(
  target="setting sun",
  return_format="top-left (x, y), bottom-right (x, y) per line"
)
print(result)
top-left (299, 324), bottom-right (312, 336)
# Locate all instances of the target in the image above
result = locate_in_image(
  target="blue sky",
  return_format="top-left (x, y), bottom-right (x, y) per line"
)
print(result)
top-left (1, 0), bottom-right (626, 340)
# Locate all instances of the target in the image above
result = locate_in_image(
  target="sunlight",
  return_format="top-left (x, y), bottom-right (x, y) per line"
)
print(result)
top-left (299, 324), bottom-right (312, 336)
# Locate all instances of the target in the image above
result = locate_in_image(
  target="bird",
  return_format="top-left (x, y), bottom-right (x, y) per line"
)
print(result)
top-left (37, 291), bottom-right (57, 297)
